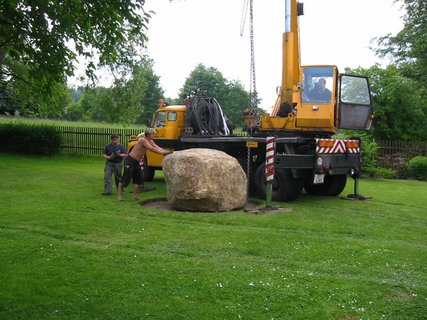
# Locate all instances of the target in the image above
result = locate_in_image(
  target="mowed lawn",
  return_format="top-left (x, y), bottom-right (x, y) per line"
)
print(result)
top-left (0, 153), bottom-right (426, 320)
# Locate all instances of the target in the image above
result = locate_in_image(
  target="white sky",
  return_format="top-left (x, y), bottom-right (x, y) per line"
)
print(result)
top-left (140, 0), bottom-right (404, 111)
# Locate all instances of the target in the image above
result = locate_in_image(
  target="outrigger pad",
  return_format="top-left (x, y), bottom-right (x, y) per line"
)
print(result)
top-left (342, 194), bottom-right (372, 201)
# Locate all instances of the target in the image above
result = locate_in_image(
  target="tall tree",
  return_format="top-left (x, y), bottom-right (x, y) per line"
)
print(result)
top-left (1, 58), bottom-right (72, 117)
top-left (79, 77), bottom-right (145, 125)
top-left (370, 0), bottom-right (426, 141)
top-left (72, 57), bottom-right (163, 124)
top-left (374, 0), bottom-right (427, 87)
top-left (179, 64), bottom-right (228, 99)
top-left (134, 58), bottom-right (164, 124)
top-left (0, 0), bottom-right (151, 117)
top-left (0, 0), bottom-right (150, 85)
top-left (222, 80), bottom-right (251, 127)
top-left (179, 64), bottom-right (251, 127)
top-left (348, 65), bottom-right (426, 141)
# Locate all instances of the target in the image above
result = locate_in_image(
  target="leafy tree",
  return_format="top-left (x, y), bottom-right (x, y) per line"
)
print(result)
top-left (0, 0), bottom-right (151, 117)
top-left (76, 88), bottom-right (97, 121)
top-left (71, 87), bottom-right (86, 103)
top-left (348, 65), bottom-right (426, 141)
top-left (83, 81), bottom-right (144, 125)
top-left (222, 80), bottom-right (251, 127)
top-left (179, 64), bottom-right (228, 99)
top-left (134, 58), bottom-right (164, 124)
top-left (1, 58), bottom-right (72, 117)
top-left (0, 83), bottom-right (16, 114)
top-left (179, 64), bottom-right (251, 127)
top-left (63, 101), bottom-right (84, 121)
top-left (369, 0), bottom-right (427, 141)
top-left (374, 0), bottom-right (427, 87)
top-left (37, 82), bottom-right (72, 118)
top-left (72, 57), bottom-right (163, 124)
top-left (0, 0), bottom-right (150, 85)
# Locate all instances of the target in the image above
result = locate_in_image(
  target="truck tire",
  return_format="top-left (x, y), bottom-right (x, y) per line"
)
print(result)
top-left (304, 174), bottom-right (347, 196)
top-left (143, 155), bottom-right (155, 182)
top-left (254, 163), bottom-right (303, 202)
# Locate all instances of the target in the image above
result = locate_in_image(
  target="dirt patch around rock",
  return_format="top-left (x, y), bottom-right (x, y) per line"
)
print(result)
top-left (140, 198), bottom-right (292, 214)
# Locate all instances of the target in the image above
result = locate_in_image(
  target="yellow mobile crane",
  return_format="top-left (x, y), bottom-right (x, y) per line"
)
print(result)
top-left (128, 0), bottom-right (373, 201)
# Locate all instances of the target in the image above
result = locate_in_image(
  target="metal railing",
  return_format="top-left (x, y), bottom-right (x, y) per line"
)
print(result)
top-left (55, 126), bottom-right (143, 155)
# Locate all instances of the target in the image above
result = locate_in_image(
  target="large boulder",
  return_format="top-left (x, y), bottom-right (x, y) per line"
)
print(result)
top-left (162, 148), bottom-right (247, 212)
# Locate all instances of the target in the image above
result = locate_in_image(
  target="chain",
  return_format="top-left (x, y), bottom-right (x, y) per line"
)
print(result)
top-left (240, 0), bottom-right (258, 109)
top-left (249, 0), bottom-right (258, 108)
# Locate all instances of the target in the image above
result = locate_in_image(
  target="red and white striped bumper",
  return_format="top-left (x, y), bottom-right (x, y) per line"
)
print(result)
top-left (316, 139), bottom-right (360, 154)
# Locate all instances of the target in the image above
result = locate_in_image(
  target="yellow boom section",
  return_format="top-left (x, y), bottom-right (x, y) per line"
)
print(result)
top-left (271, 0), bottom-right (303, 116)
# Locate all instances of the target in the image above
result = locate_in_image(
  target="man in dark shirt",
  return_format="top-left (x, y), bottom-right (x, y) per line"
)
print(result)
top-left (308, 78), bottom-right (332, 102)
top-left (102, 134), bottom-right (126, 195)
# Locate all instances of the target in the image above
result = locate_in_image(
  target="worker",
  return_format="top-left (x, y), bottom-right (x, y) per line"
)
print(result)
top-left (102, 134), bottom-right (126, 195)
top-left (308, 78), bottom-right (331, 102)
top-left (117, 128), bottom-right (172, 202)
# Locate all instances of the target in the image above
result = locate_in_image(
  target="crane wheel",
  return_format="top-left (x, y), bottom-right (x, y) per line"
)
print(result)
top-left (254, 164), bottom-right (303, 202)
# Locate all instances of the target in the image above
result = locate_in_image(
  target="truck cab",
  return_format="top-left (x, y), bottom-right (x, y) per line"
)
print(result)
top-left (127, 101), bottom-right (187, 181)
top-left (152, 102), bottom-right (187, 140)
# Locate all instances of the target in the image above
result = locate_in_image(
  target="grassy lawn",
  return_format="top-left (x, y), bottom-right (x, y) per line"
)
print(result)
top-left (0, 153), bottom-right (426, 319)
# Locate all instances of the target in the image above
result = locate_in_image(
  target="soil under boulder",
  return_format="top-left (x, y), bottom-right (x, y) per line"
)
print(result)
top-left (162, 148), bottom-right (247, 212)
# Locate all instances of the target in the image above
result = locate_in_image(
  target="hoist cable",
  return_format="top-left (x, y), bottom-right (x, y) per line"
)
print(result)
top-left (240, 0), bottom-right (249, 37)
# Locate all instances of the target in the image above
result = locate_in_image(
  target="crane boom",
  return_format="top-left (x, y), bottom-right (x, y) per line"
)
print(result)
top-left (271, 0), bottom-right (303, 116)
top-left (282, 0), bottom-right (302, 105)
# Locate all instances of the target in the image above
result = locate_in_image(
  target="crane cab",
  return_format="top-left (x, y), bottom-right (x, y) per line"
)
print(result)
top-left (297, 65), bottom-right (373, 132)
top-left (260, 65), bottom-right (373, 134)
top-left (297, 66), bottom-right (337, 130)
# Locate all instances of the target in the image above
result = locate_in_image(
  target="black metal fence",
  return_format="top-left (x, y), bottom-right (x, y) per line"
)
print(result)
top-left (56, 126), bottom-right (143, 155)
top-left (376, 139), bottom-right (427, 170)
top-left (376, 139), bottom-right (427, 157)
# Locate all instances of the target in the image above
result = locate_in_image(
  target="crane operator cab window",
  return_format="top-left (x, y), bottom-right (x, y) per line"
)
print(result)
top-left (154, 110), bottom-right (177, 129)
top-left (155, 111), bottom-right (166, 127)
top-left (302, 67), bottom-right (334, 103)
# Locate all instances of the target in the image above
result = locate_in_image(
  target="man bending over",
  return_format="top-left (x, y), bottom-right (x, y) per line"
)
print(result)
top-left (118, 128), bottom-right (172, 201)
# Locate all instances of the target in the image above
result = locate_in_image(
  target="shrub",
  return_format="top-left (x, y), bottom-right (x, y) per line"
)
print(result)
top-left (360, 137), bottom-right (379, 176)
top-left (339, 131), bottom-right (379, 176)
top-left (373, 167), bottom-right (397, 179)
top-left (405, 156), bottom-right (427, 181)
top-left (0, 123), bottom-right (62, 155)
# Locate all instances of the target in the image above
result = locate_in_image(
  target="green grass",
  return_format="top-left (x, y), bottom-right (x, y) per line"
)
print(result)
top-left (0, 153), bottom-right (426, 319)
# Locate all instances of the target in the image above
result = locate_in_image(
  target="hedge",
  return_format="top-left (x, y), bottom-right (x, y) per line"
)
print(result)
top-left (405, 156), bottom-right (427, 181)
top-left (0, 123), bottom-right (62, 155)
